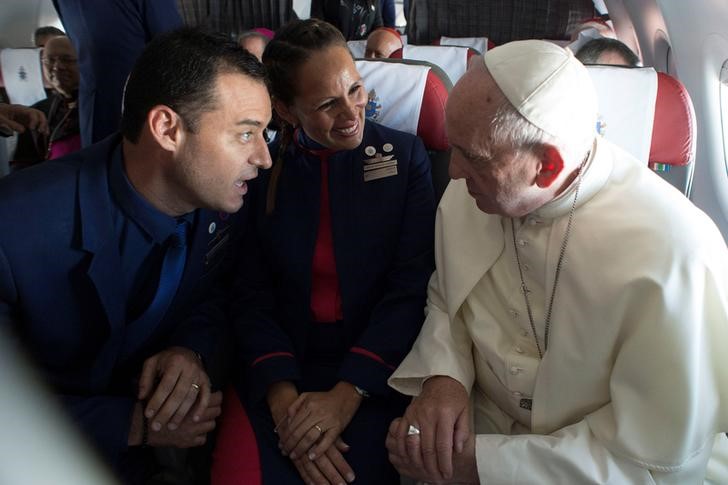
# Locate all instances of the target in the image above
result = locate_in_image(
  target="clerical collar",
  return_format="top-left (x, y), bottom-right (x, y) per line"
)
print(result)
top-left (533, 137), bottom-right (611, 219)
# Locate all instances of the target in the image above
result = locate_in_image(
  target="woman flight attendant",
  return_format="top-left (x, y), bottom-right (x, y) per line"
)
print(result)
top-left (217, 18), bottom-right (435, 485)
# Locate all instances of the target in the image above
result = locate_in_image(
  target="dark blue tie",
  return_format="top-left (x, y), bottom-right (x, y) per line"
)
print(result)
top-left (132, 220), bottom-right (189, 327)
top-left (122, 221), bottom-right (189, 358)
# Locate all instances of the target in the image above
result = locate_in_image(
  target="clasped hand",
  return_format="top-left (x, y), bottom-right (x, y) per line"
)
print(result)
top-left (271, 381), bottom-right (362, 484)
top-left (386, 376), bottom-right (478, 483)
top-left (138, 346), bottom-right (212, 433)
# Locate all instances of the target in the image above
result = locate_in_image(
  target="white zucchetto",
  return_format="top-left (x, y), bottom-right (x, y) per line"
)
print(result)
top-left (483, 40), bottom-right (598, 144)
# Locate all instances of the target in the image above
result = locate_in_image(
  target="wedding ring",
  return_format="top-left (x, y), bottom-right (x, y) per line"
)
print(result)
top-left (313, 424), bottom-right (324, 435)
top-left (191, 383), bottom-right (200, 391)
top-left (407, 424), bottom-right (421, 436)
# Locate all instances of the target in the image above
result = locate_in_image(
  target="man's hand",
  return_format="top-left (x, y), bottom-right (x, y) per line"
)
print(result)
top-left (279, 381), bottom-right (362, 461)
top-left (138, 346), bottom-right (211, 432)
top-left (391, 376), bottom-right (470, 480)
top-left (387, 418), bottom-right (479, 484)
top-left (129, 391), bottom-right (222, 448)
top-left (0, 104), bottom-right (48, 135)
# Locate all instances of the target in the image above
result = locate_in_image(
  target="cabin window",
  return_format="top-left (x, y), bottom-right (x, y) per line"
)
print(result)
top-left (721, 59), bottom-right (728, 176)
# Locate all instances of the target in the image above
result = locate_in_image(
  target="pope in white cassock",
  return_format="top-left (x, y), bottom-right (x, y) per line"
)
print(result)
top-left (385, 39), bottom-right (728, 484)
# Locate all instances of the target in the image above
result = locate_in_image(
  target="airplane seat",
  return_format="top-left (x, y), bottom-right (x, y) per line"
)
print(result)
top-left (356, 57), bottom-right (452, 201)
top-left (389, 44), bottom-right (477, 85)
top-left (211, 386), bottom-right (262, 485)
top-left (405, 0), bottom-right (595, 45)
top-left (177, 0), bottom-right (296, 33)
top-left (433, 35), bottom-right (495, 53)
top-left (649, 72), bottom-right (696, 184)
top-left (585, 65), bottom-right (696, 196)
top-left (347, 39), bottom-right (368, 58)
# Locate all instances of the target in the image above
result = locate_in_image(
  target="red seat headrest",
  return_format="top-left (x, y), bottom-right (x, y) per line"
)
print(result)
top-left (649, 72), bottom-right (696, 168)
top-left (356, 58), bottom-right (450, 151)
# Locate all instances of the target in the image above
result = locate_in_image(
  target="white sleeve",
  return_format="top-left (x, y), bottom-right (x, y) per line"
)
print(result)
top-left (476, 421), bottom-right (727, 484)
top-left (388, 269), bottom-right (476, 396)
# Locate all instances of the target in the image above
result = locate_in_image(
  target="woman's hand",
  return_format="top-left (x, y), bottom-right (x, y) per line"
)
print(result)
top-left (292, 437), bottom-right (356, 484)
top-left (279, 381), bottom-right (363, 461)
top-left (266, 380), bottom-right (299, 432)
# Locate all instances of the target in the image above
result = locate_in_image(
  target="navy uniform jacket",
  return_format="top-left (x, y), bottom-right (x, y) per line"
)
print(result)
top-left (52, 0), bottom-right (182, 146)
top-left (0, 135), bottom-right (244, 469)
top-left (233, 121), bottom-right (435, 404)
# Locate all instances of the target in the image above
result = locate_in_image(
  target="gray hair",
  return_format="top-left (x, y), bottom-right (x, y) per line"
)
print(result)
top-left (489, 96), bottom-right (593, 166)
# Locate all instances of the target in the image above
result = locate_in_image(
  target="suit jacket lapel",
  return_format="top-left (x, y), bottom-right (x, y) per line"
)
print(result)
top-left (77, 136), bottom-right (126, 332)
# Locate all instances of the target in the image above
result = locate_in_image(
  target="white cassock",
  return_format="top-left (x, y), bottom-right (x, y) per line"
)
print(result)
top-left (389, 137), bottom-right (728, 484)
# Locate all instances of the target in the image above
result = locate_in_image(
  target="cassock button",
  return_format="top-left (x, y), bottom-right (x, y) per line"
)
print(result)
top-left (518, 239), bottom-right (528, 247)
top-left (509, 309), bottom-right (519, 319)
top-left (208, 222), bottom-right (216, 234)
top-left (514, 346), bottom-right (524, 354)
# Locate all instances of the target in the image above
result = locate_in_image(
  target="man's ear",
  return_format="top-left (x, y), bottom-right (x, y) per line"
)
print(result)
top-left (272, 98), bottom-right (299, 128)
top-left (535, 145), bottom-right (564, 188)
top-left (147, 105), bottom-right (183, 152)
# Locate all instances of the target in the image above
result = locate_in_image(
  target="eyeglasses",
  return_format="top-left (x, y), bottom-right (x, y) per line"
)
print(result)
top-left (41, 55), bottom-right (77, 66)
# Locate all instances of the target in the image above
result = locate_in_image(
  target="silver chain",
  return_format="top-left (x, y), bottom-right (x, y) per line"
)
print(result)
top-left (511, 164), bottom-right (585, 359)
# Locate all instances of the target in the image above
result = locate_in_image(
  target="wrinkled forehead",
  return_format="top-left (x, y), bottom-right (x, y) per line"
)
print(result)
top-left (448, 59), bottom-right (504, 129)
top-left (446, 60), bottom-right (508, 153)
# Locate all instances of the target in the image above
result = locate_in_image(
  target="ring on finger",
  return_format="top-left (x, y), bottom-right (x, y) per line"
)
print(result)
top-left (191, 383), bottom-right (201, 391)
top-left (407, 424), bottom-right (421, 436)
top-left (313, 424), bottom-right (324, 435)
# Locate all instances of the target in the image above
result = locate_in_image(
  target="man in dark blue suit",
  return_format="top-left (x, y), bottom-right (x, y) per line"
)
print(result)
top-left (52, 0), bottom-right (183, 146)
top-left (0, 28), bottom-right (272, 483)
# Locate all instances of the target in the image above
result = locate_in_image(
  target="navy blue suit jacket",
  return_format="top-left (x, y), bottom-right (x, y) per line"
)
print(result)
top-left (0, 135), bottom-right (245, 469)
top-left (233, 121), bottom-right (435, 403)
top-left (52, 0), bottom-right (182, 146)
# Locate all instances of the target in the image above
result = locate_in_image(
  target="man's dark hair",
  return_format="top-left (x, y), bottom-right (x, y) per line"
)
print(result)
top-left (575, 38), bottom-right (640, 67)
top-left (34, 26), bottom-right (65, 45)
top-left (121, 27), bottom-right (268, 143)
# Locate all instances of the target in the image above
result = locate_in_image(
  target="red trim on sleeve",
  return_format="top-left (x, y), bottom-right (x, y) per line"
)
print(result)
top-left (251, 351), bottom-right (295, 367)
top-left (350, 346), bottom-right (396, 370)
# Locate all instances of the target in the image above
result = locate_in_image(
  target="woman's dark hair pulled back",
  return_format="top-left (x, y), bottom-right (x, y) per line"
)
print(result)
top-left (263, 19), bottom-right (349, 106)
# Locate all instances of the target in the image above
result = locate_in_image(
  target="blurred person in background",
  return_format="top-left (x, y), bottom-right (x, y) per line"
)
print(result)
top-left (13, 35), bottom-right (80, 170)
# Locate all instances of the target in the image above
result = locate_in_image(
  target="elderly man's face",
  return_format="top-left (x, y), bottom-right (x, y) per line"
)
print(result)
top-left (446, 57), bottom-right (543, 217)
top-left (42, 36), bottom-right (79, 98)
top-left (365, 29), bottom-right (402, 58)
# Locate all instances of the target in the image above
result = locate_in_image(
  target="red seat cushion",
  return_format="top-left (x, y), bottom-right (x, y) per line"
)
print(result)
top-left (211, 387), bottom-right (262, 485)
